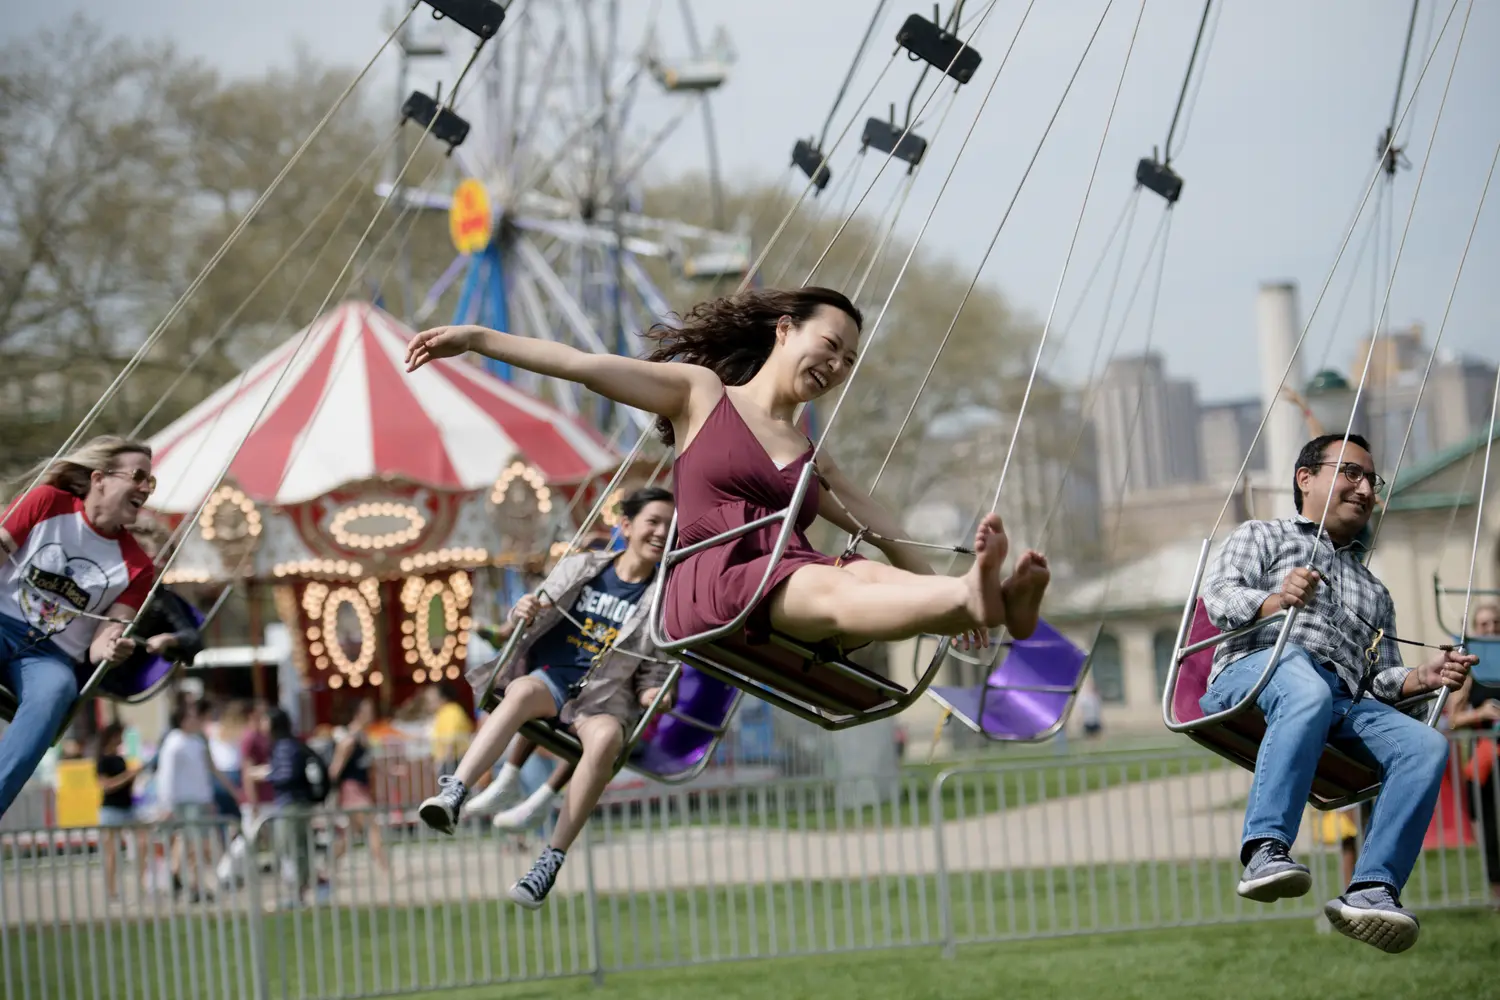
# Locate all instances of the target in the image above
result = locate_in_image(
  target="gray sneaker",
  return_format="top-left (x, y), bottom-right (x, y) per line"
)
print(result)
top-left (1236, 840), bottom-right (1312, 902)
top-left (418, 775), bottom-right (467, 835)
top-left (1324, 886), bottom-right (1420, 954)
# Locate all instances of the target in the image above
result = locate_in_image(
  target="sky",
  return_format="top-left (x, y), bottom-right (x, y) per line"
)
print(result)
top-left (6, 0), bottom-right (1499, 405)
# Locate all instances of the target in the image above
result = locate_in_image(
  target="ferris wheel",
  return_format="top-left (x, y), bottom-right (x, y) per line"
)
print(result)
top-left (379, 0), bottom-right (749, 436)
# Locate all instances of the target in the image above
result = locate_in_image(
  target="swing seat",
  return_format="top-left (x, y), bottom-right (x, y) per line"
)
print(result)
top-left (513, 665), bottom-right (741, 784)
top-left (627, 667), bottom-right (743, 778)
top-left (473, 628), bottom-right (743, 784)
top-left (1467, 636), bottom-right (1500, 685)
top-left (672, 626), bottom-right (909, 729)
top-left (926, 618), bottom-right (1092, 742)
top-left (647, 466), bottom-right (947, 732)
top-left (1170, 598), bottom-right (1436, 811)
top-left (95, 652), bottom-right (182, 705)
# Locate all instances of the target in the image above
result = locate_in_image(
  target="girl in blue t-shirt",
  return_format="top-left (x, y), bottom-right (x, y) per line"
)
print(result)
top-left (418, 488), bottom-right (676, 910)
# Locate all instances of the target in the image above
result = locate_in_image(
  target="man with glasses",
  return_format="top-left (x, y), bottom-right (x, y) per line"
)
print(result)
top-left (1200, 432), bottom-right (1476, 953)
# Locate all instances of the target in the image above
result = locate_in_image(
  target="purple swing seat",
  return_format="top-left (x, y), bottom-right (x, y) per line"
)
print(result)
top-left (926, 618), bottom-right (1090, 742)
top-left (627, 666), bottom-right (742, 778)
top-left (515, 662), bottom-right (742, 785)
top-left (96, 599), bottom-right (204, 704)
top-left (0, 599), bottom-right (201, 727)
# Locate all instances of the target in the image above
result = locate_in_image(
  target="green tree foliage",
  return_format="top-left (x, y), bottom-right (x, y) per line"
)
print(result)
top-left (0, 18), bottom-right (456, 479)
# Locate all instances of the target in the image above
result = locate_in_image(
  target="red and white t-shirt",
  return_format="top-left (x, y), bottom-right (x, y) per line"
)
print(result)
top-left (0, 486), bottom-right (155, 662)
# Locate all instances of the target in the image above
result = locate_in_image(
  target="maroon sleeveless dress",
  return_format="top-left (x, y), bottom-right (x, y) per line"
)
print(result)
top-left (663, 392), bottom-right (862, 644)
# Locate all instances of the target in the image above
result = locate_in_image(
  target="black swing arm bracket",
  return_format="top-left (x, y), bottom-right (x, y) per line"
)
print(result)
top-left (419, 0), bottom-right (506, 41)
top-left (1135, 156), bottom-right (1183, 204)
top-left (862, 116), bottom-right (928, 169)
top-left (895, 13), bottom-right (982, 85)
top-left (401, 91), bottom-right (472, 152)
top-left (791, 139), bottom-right (833, 192)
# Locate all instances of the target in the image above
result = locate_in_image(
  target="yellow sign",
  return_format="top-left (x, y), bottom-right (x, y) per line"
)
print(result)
top-left (55, 759), bottom-right (100, 828)
top-left (449, 178), bottom-right (493, 254)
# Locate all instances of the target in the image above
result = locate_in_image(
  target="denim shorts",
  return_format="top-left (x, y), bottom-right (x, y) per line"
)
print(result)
top-left (98, 805), bottom-right (134, 827)
top-left (530, 668), bottom-right (584, 714)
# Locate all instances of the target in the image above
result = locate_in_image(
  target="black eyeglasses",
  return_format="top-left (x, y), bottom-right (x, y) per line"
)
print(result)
top-left (1310, 461), bottom-right (1386, 495)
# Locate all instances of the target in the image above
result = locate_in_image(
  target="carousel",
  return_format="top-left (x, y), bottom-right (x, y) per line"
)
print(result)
top-left (144, 300), bottom-right (624, 723)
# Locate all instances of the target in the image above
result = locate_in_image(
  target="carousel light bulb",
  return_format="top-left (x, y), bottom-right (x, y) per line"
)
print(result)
top-left (445, 666), bottom-right (459, 680)
top-left (405, 651), bottom-right (419, 664)
top-left (329, 675), bottom-right (343, 689)
top-left (350, 675), bottom-right (363, 689)
top-left (370, 672), bottom-right (383, 686)
top-left (309, 641), bottom-right (324, 656)
top-left (413, 669), bottom-right (426, 683)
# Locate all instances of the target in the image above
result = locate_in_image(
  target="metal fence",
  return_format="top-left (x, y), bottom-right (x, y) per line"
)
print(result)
top-left (3, 739), bottom-right (1494, 999)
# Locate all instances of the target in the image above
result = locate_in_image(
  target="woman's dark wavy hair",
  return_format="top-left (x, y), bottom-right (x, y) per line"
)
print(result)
top-left (617, 486), bottom-right (674, 520)
top-left (642, 286), bottom-right (862, 445)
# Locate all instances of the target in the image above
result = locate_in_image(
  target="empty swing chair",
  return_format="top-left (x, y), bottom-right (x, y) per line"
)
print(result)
top-left (1434, 573), bottom-right (1500, 683)
top-left (923, 620), bottom-right (1095, 742)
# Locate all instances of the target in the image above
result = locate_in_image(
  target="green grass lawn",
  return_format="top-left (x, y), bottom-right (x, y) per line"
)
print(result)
top-left (387, 910), bottom-right (1500, 1000)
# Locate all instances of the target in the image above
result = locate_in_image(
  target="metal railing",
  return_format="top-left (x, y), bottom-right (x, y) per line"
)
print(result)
top-left (3, 736), bottom-right (1494, 999)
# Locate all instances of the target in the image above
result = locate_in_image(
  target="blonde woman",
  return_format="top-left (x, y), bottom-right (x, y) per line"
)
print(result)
top-left (0, 436), bottom-right (157, 817)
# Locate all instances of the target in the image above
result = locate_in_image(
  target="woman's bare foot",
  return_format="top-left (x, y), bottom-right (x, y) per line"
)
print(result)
top-left (963, 514), bottom-right (1010, 630)
top-left (1001, 550), bottom-right (1051, 640)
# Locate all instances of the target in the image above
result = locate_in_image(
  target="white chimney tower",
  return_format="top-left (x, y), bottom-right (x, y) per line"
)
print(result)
top-left (1256, 282), bottom-right (1305, 519)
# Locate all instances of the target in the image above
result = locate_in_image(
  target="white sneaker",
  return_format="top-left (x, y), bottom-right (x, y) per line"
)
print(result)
top-left (492, 789), bottom-right (558, 830)
top-left (462, 773), bottom-right (522, 817)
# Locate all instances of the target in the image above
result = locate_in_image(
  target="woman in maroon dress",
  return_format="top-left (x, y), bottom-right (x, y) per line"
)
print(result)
top-left (405, 287), bottom-right (1049, 652)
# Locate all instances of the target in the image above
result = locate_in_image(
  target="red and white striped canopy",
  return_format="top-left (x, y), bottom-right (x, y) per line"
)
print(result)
top-left (147, 301), bottom-right (616, 514)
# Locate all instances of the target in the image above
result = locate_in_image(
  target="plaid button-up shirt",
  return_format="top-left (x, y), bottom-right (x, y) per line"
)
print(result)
top-left (1201, 516), bottom-right (1412, 703)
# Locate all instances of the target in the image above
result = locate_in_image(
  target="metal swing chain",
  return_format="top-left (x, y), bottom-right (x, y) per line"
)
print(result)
top-left (1032, 190), bottom-right (1160, 552)
top-left (129, 125), bottom-right (407, 440)
top-left (801, 0), bottom-right (1003, 284)
top-left (133, 41), bottom-right (494, 638)
top-left (147, 131), bottom-right (425, 538)
top-left (1, 3), bottom-right (424, 541)
top-left (1299, 0), bottom-right (1475, 667)
top-left (1204, 0), bottom-right (1465, 540)
top-left (825, 0), bottom-right (1142, 565)
top-left (1363, 131), bottom-right (1500, 562)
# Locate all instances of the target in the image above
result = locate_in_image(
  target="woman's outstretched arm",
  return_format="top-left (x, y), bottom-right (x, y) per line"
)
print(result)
top-left (406, 324), bottom-right (711, 423)
top-left (815, 454), bottom-right (935, 576)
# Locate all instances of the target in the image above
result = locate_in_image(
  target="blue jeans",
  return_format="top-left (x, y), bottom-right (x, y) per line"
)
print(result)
top-left (1202, 643), bottom-right (1449, 892)
top-left (0, 615), bottom-right (80, 818)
